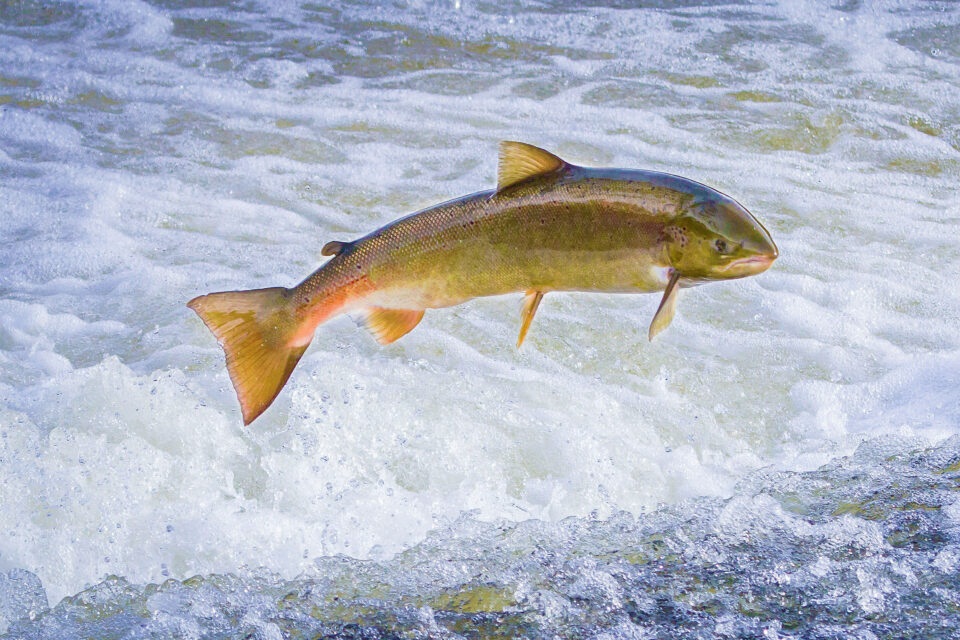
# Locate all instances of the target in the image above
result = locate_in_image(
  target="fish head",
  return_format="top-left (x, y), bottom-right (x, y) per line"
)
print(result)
top-left (664, 193), bottom-right (778, 281)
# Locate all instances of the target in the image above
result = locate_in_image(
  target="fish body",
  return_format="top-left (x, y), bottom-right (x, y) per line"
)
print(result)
top-left (189, 142), bottom-right (778, 424)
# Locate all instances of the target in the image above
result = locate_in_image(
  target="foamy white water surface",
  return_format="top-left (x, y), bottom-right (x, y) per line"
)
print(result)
top-left (1, 0), bottom-right (959, 637)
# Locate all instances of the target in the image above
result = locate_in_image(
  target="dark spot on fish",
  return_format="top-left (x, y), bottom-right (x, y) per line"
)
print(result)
top-left (661, 225), bottom-right (688, 247)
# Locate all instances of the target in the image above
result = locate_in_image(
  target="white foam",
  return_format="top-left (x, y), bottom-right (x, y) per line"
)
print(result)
top-left (1, 0), bottom-right (958, 606)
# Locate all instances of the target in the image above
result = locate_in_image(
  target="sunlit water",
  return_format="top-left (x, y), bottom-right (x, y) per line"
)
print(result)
top-left (1, 0), bottom-right (959, 637)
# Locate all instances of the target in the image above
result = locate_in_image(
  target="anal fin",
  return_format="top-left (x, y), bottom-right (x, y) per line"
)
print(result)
top-left (364, 307), bottom-right (425, 345)
top-left (517, 290), bottom-right (544, 348)
top-left (648, 271), bottom-right (681, 341)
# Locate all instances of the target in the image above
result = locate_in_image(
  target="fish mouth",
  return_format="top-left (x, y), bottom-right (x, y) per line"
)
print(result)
top-left (722, 253), bottom-right (777, 276)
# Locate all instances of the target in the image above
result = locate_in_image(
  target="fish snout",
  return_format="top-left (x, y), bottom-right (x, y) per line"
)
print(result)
top-left (757, 231), bottom-right (778, 262)
top-left (724, 237), bottom-right (778, 277)
top-left (731, 205), bottom-right (778, 276)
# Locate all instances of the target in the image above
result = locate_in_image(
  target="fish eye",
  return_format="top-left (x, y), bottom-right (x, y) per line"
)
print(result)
top-left (714, 239), bottom-right (728, 254)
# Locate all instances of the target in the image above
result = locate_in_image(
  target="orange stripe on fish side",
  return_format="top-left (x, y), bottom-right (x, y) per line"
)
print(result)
top-left (290, 274), bottom-right (376, 347)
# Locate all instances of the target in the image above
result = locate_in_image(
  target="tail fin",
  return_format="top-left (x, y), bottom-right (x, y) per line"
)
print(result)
top-left (188, 287), bottom-right (308, 425)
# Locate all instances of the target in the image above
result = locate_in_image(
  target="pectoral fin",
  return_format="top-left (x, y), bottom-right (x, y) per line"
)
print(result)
top-left (364, 307), bottom-right (425, 345)
top-left (517, 290), bottom-right (544, 348)
top-left (648, 272), bottom-right (681, 341)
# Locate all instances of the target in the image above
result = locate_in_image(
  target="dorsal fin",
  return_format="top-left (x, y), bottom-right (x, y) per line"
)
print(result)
top-left (497, 141), bottom-right (566, 192)
top-left (321, 240), bottom-right (352, 257)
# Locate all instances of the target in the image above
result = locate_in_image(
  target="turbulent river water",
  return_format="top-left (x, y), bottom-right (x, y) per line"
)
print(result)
top-left (1, 0), bottom-right (959, 637)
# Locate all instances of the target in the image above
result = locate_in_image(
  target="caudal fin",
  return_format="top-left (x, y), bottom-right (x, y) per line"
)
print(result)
top-left (188, 287), bottom-right (308, 425)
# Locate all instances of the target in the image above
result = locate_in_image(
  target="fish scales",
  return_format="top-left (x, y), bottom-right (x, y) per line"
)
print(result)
top-left (309, 177), bottom-right (672, 312)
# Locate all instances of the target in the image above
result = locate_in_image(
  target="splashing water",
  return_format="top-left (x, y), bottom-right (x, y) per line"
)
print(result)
top-left (1, 0), bottom-right (958, 637)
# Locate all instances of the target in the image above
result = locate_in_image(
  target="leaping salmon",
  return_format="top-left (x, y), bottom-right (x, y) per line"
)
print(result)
top-left (188, 142), bottom-right (778, 425)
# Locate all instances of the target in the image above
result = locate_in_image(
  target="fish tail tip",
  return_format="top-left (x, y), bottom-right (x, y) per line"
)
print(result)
top-left (189, 287), bottom-right (309, 425)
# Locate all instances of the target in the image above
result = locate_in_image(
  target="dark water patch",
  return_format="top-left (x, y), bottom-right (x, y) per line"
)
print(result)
top-left (890, 23), bottom-right (960, 63)
top-left (0, 1), bottom-right (81, 29)
top-left (171, 17), bottom-right (273, 45)
top-left (153, 0), bottom-right (247, 9)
